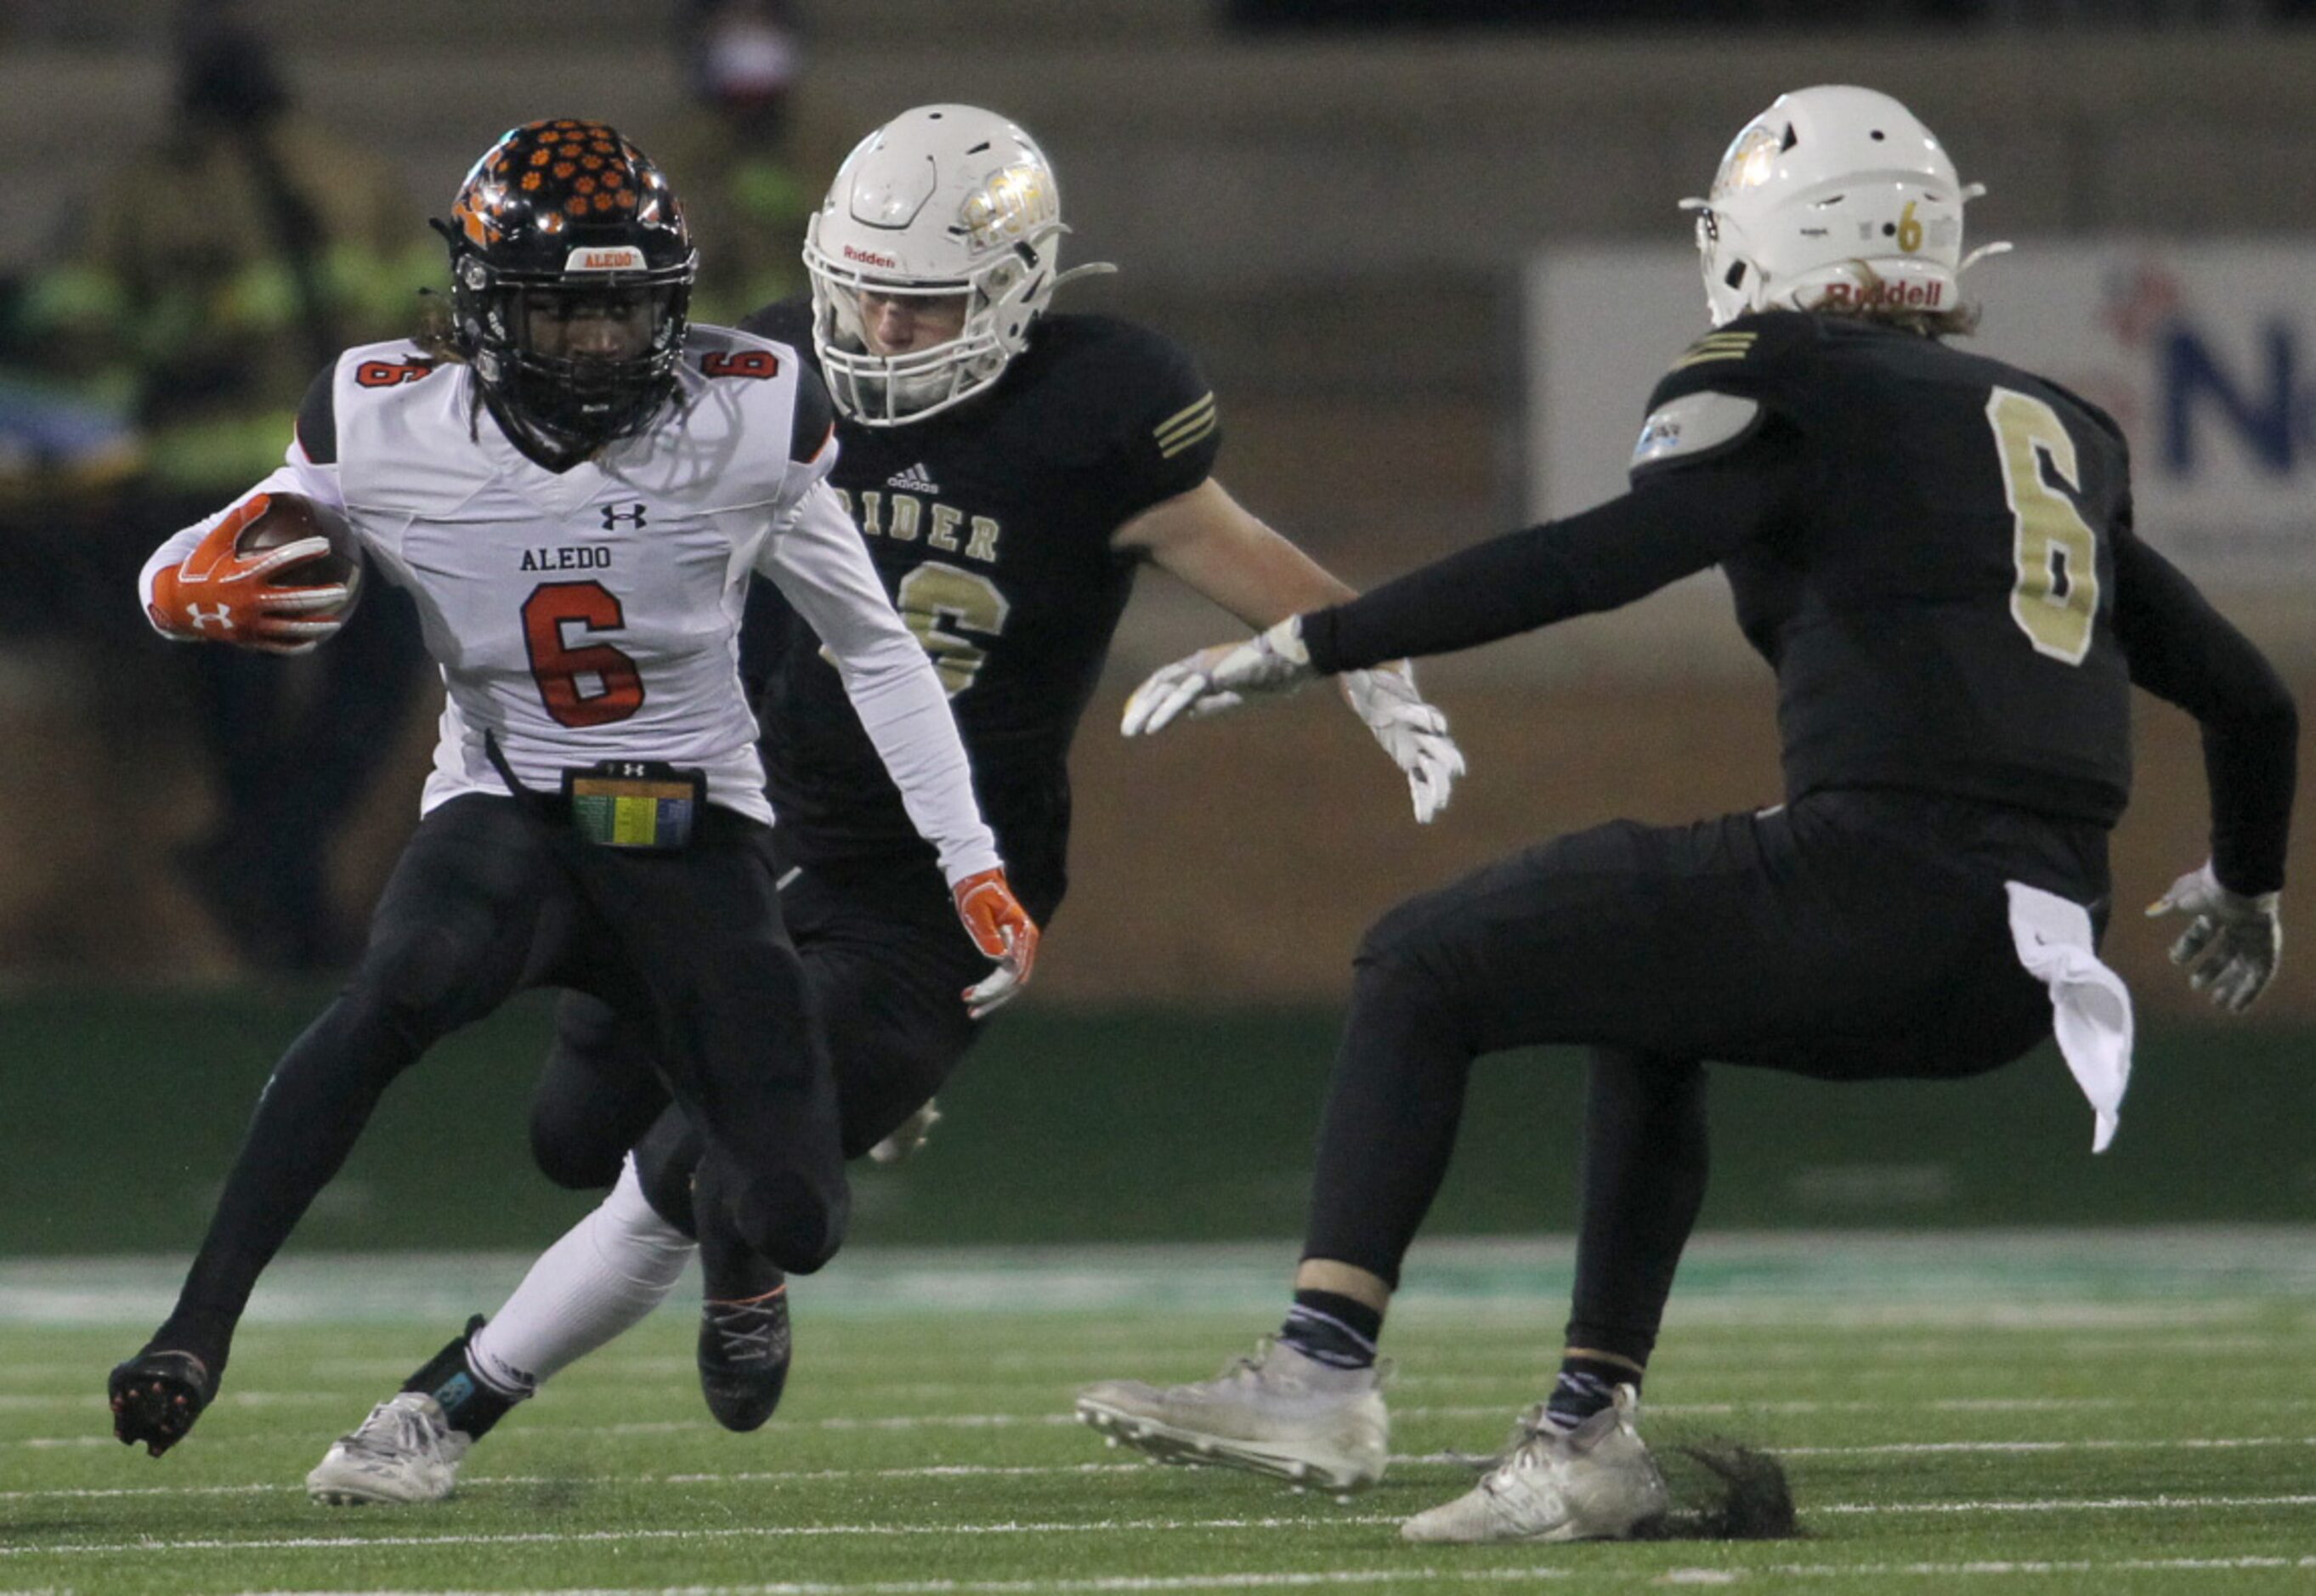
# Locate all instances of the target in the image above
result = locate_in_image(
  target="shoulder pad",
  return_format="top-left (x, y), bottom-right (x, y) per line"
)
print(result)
top-left (1003, 314), bottom-right (1221, 475)
top-left (312, 342), bottom-right (441, 464)
top-left (1645, 311), bottom-right (1816, 418)
top-left (2036, 374), bottom-right (2131, 455)
top-left (1629, 390), bottom-right (1764, 478)
top-left (1152, 387), bottom-right (1218, 462)
top-left (1662, 311), bottom-right (1815, 376)
top-left (1667, 326), bottom-right (1770, 373)
top-left (688, 325), bottom-right (829, 465)
top-left (1080, 317), bottom-right (1217, 461)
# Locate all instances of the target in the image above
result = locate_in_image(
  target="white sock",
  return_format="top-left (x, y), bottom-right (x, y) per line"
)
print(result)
top-left (467, 1157), bottom-right (696, 1395)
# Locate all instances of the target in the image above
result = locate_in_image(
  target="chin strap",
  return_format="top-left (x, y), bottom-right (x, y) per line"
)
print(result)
top-left (1958, 240), bottom-right (2014, 275)
top-left (1052, 261), bottom-right (1118, 291)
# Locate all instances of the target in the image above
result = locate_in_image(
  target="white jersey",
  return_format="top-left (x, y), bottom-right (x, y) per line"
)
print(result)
top-left (141, 327), bottom-right (1000, 886)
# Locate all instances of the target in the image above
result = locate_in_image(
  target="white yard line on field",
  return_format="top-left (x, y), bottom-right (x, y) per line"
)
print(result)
top-left (10, 1231), bottom-right (2316, 1327)
top-left (0, 1514), bottom-right (1408, 1557)
top-left (1775, 1436), bottom-right (2316, 1457)
top-left (1812, 1493), bottom-right (2316, 1515)
top-left (80, 1553), bottom-right (2316, 1595)
top-left (232, 1574), bottom-right (1587, 1596)
top-left (12, 1492), bottom-right (2316, 1559)
top-left (0, 1463), bottom-right (1150, 1503)
top-left (10, 1435), bottom-right (2316, 1505)
top-left (19, 1395), bottom-right (2316, 1452)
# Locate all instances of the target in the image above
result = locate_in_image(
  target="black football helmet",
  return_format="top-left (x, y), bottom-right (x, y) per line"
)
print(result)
top-left (438, 119), bottom-right (698, 459)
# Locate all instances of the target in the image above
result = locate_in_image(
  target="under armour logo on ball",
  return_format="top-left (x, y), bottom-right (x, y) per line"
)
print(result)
top-left (601, 502), bottom-right (648, 529)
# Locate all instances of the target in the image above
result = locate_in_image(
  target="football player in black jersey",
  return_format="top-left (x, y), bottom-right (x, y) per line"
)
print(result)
top-left (303, 105), bottom-right (1464, 1504)
top-left (1076, 86), bottom-right (2296, 1542)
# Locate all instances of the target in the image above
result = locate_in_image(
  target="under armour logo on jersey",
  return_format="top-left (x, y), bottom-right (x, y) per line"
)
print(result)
top-left (600, 502), bottom-right (648, 529)
top-left (186, 603), bottom-right (233, 633)
top-left (887, 462), bottom-right (942, 495)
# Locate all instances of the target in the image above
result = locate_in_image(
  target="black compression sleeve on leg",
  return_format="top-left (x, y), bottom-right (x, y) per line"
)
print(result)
top-left (530, 993), bottom-right (670, 1190)
top-left (155, 801), bottom-right (551, 1370)
top-left (1565, 1047), bottom-right (1709, 1367)
top-left (153, 994), bottom-right (430, 1366)
top-left (631, 1106), bottom-right (704, 1237)
top-left (1299, 958), bottom-right (1481, 1288)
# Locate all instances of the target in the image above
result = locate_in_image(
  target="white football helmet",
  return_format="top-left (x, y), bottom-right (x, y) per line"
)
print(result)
top-left (802, 104), bottom-right (1113, 426)
top-left (1681, 85), bottom-right (2009, 327)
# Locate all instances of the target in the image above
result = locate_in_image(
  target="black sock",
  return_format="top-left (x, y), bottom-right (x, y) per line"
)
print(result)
top-left (1279, 1289), bottom-right (1382, 1370)
top-left (1544, 1354), bottom-right (1639, 1430)
top-left (402, 1315), bottom-right (521, 1440)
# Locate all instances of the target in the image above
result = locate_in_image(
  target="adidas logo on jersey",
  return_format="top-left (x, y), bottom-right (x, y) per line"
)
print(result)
top-left (887, 463), bottom-right (942, 495)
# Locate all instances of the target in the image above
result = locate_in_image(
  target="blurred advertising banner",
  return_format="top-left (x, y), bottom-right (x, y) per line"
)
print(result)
top-left (1525, 240), bottom-right (2316, 592)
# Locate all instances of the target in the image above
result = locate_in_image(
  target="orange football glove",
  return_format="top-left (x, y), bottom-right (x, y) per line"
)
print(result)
top-left (953, 866), bottom-right (1040, 1018)
top-left (145, 494), bottom-right (354, 656)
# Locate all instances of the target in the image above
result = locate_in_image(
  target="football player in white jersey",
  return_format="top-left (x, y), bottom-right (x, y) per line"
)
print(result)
top-left (107, 118), bottom-right (1039, 1460)
top-left (294, 105), bottom-right (1469, 1507)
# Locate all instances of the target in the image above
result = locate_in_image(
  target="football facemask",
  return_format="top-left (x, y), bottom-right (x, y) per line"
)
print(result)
top-left (1679, 85), bottom-right (2009, 327)
top-left (439, 119), bottom-right (699, 459)
top-left (802, 104), bottom-right (1113, 427)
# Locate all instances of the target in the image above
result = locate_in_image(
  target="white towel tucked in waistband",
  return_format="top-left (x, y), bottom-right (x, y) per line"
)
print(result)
top-left (2006, 880), bottom-right (2136, 1153)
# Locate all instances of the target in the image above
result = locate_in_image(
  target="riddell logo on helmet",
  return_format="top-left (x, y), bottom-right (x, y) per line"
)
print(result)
top-left (1821, 280), bottom-right (1945, 310)
top-left (844, 245), bottom-right (901, 269)
top-left (568, 246), bottom-right (647, 272)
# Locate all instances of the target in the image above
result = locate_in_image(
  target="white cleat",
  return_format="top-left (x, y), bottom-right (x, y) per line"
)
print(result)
top-left (306, 1392), bottom-right (471, 1505)
top-left (1401, 1385), bottom-right (1668, 1543)
top-left (1074, 1338), bottom-right (1389, 1494)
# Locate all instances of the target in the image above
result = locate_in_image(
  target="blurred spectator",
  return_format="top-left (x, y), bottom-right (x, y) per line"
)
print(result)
top-left (4, 12), bottom-right (434, 970)
top-left (659, 0), bottom-right (813, 324)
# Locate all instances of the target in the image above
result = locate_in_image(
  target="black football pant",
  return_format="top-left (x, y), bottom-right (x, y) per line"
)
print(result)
top-left (1301, 789), bottom-right (2109, 1370)
top-left (152, 794), bottom-right (846, 1373)
top-left (529, 851), bottom-right (1007, 1233)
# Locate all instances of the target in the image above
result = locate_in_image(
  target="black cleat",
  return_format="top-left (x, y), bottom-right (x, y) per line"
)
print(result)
top-left (698, 1280), bottom-right (791, 1431)
top-left (108, 1349), bottom-right (218, 1457)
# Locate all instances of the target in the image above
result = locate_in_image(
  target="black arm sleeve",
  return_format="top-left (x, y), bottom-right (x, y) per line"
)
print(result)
top-left (1301, 436), bottom-right (1803, 675)
top-left (2112, 529), bottom-right (2298, 895)
top-left (790, 363), bottom-right (836, 464)
top-left (293, 362), bottom-right (337, 465)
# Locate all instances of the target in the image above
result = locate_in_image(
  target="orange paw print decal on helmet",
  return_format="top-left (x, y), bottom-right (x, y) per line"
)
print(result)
top-left (450, 119), bottom-right (677, 252)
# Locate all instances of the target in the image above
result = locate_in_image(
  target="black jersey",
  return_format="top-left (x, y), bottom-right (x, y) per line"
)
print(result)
top-left (1642, 311), bottom-right (2136, 825)
top-left (1302, 308), bottom-right (2292, 887)
top-left (738, 303), bottom-right (1221, 909)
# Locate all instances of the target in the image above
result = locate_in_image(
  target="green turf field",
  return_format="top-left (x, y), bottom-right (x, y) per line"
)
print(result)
top-left (4, 1234), bottom-right (2314, 1594)
top-left (5, 992), bottom-right (2315, 1256)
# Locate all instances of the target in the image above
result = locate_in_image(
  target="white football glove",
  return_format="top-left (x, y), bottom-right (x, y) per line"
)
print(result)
top-left (1339, 662), bottom-right (1465, 824)
top-left (1119, 616), bottom-right (1316, 737)
top-left (2145, 861), bottom-right (2283, 1014)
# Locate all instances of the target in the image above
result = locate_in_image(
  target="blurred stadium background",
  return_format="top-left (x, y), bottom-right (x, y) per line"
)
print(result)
top-left (0, 0), bottom-right (2310, 1259)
